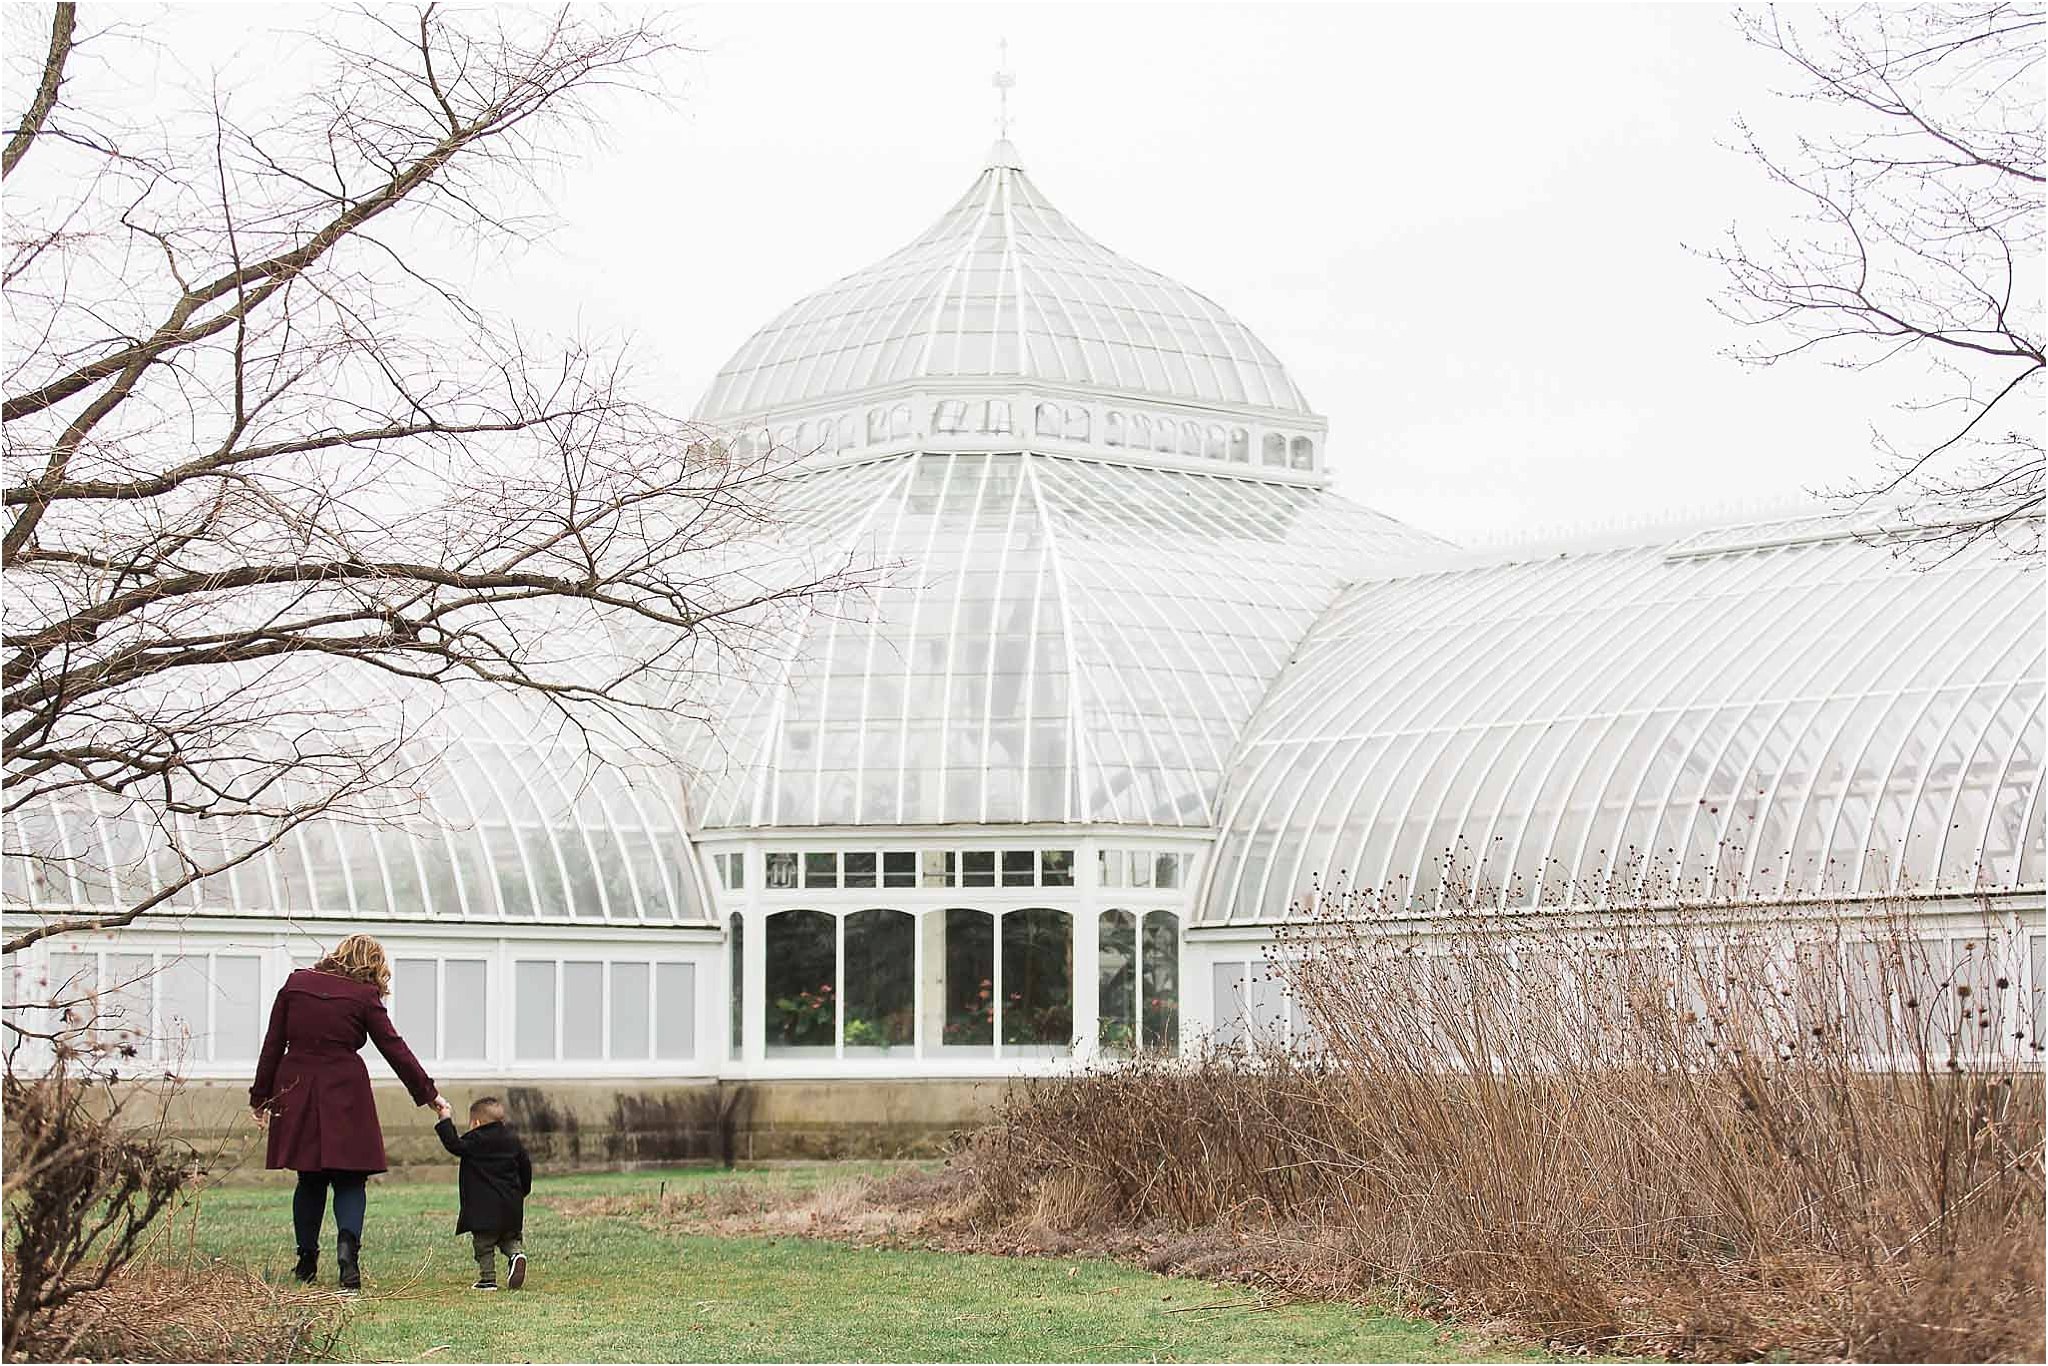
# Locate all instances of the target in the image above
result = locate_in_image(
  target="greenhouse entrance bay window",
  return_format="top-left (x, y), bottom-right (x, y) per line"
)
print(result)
top-left (742, 902), bottom-right (1180, 1066)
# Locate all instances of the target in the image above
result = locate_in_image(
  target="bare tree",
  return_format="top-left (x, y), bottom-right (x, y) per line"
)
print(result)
top-left (1707, 3), bottom-right (2044, 553)
top-left (1, 4), bottom-right (860, 955)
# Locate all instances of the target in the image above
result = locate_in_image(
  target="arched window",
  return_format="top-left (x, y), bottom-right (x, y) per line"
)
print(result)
top-left (763, 909), bottom-right (835, 1055)
top-left (734, 433), bottom-right (757, 459)
top-left (1131, 415), bottom-right (1151, 450)
top-left (1098, 910), bottom-right (1137, 1056)
top-left (1262, 432), bottom-right (1287, 466)
top-left (1156, 419), bottom-right (1177, 454)
top-left (1035, 402), bottom-right (1061, 436)
top-left (934, 399), bottom-right (968, 434)
top-left (1289, 435), bottom-right (1315, 470)
top-left (1228, 428), bottom-right (1250, 463)
top-left (1180, 421), bottom-right (1201, 456)
top-left (1204, 425), bottom-right (1226, 460)
top-left (842, 908), bottom-right (914, 1053)
top-left (924, 907), bottom-right (994, 1052)
top-left (1001, 907), bottom-right (1073, 1057)
top-left (1104, 413), bottom-right (1125, 447)
top-left (815, 417), bottom-right (836, 453)
top-left (776, 426), bottom-right (797, 452)
top-left (889, 404), bottom-right (913, 439)
top-left (1063, 407), bottom-right (1090, 441)
top-left (1141, 910), bottom-right (1180, 1052)
top-left (866, 409), bottom-right (886, 444)
top-left (985, 400), bottom-right (1013, 435)
top-left (792, 422), bottom-right (810, 453)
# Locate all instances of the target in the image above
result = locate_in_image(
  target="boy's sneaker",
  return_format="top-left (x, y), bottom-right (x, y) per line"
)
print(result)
top-left (471, 1278), bottom-right (499, 1291)
top-left (506, 1253), bottom-right (527, 1290)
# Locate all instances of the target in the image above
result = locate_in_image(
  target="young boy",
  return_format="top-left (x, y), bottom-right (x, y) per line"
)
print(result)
top-left (433, 1095), bottom-right (533, 1291)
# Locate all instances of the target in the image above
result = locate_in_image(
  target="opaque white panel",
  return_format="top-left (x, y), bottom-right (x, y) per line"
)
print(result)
top-left (656, 962), bottom-right (696, 1061)
top-left (609, 962), bottom-right (650, 1061)
top-left (561, 961), bottom-right (603, 1060)
top-left (393, 959), bottom-right (438, 1060)
top-left (156, 956), bottom-right (210, 1063)
top-left (514, 961), bottom-right (555, 1061)
top-left (213, 955), bottom-right (263, 1061)
top-left (443, 960), bottom-right (487, 1060)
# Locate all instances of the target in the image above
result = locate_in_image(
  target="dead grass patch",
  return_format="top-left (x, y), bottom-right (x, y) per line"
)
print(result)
top-left (2, 1257), bottom-right (341, 1362)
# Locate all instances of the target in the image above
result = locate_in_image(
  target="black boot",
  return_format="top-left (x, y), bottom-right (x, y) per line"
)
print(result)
top-left (336, 1229), bottom-right (361, 1292)
top-left (292, 1248), bottom-right (318, 1284)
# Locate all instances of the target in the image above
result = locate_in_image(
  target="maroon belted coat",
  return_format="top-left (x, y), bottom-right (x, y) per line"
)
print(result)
top-left (249, 968), bottom-right (437, 1174)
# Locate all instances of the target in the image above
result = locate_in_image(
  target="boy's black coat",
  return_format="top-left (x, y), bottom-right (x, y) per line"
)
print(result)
top-left (434, 1118), bottom-right (532, 1234)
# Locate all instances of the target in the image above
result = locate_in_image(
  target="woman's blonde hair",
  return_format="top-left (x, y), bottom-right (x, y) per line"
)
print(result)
top-left (313, 933), bottom-right (392, 997)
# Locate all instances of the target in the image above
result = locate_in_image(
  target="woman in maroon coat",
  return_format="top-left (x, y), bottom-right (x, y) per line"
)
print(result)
top-left (250, 934), bottom-right (444, 1291)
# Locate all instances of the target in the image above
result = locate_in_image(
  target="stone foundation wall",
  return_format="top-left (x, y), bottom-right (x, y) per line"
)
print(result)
top-left (147, 1077), bottom-right (1010, 1173)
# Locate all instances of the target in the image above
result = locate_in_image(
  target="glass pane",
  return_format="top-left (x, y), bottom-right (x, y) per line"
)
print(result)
top-left (803, 851), bottom-right (839, 889)
top-left (1128, 853), bottom-right (1153, 888)
top-left (1001, 850), bottom-right (1035, 887)
top-left (844, 851), bottom-right (877, 889)
top-left (1154, 854), bottom-right (1181, 890)
top-left (962, 851), bottom-right (996, 888)
top-left (393, 958), bottom-right (439, 1060)
top-left (843, 909), bottom-right (914, 1052)
top-left (1041, 850), bottom-right (1074, 887)
top-left (1097, 850), bottom-right (1124, 888)
top-left (765, 851), bottom-right (798, 889)
top-left (657, 962), bottom-right (696, 1061)
top-left (562, 961), bottom-right (603, 1060)
top-left (882, 851), bottom-right (917, 888)
top-left (514, 961), bottom-right (554, 1060)
top-left (1001, 909), bottom-right (1072, 1056)
top-left (928, 908), bottom-right (993, 1051)
top-left (444, 960), bottom-right (487, 1060)
top-left (727, 852), bottom-right (746, 890)
top-left (610, 961), bottom-right (651, 1060)
top-left (729, 913), bottom-right (745, 1054)
top-left (765, 909), bottom-right (836, 1055)
top-left (1098, 911), bottom-right (1137, 1055)
top-left (1142, 911), bottom-right (1181, 1052)
top-left (212, 955), bottom-right (263, 1062)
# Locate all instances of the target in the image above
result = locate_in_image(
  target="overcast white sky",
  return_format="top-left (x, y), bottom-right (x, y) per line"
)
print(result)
top-left (50, 2), bottom-right (1915, 543)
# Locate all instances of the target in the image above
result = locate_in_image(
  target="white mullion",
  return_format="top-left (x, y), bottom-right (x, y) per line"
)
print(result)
top-left (834, 911), bottom-right (846, 1061)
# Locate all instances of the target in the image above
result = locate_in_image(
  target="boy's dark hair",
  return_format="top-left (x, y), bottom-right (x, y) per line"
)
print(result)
top-left (469, 1095), bottom-right (506, 1125)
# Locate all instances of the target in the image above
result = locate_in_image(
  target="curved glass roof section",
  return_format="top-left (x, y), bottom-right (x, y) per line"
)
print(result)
top-left (683, 452), bottom-right (1446, 829)
top-left (1203, 522), bottom-right (2046, 923)
top-left (697, 141), bottom-right (1310, 422)
top-left (4, 670), bottom-right (709, 927)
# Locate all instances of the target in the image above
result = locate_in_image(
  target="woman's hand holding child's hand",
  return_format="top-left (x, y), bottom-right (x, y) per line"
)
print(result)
top-left (432, 1096), bottom-right (453, 1120)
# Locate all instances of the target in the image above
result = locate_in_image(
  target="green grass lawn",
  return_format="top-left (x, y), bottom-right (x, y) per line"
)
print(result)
top-left (164, 1167), bottom-right (1522, 1363)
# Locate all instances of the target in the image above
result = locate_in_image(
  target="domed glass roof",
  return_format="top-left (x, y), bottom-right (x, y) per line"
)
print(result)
top-left (683, 452), bottom-right (1445, 829)
top-left (696, 142), bottom-right (1311, 422)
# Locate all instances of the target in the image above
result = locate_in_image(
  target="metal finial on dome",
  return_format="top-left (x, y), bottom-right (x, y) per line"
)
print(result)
top-left (991, 38), bottom-right (1015, 140)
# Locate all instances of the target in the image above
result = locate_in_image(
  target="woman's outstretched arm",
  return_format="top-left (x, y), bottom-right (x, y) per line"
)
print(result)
top-left (364, 999), bottom-right (439, 1107)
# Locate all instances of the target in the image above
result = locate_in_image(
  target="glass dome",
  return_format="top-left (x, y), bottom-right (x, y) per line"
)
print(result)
top-left (696, 141), bottom-right (1311, 422)
top-left (682, 451), bottom-right (1446, 829)
top-left (1202, 519), bottom-right (2047, 923)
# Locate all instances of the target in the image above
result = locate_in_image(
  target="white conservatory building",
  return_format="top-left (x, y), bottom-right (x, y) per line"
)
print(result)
top-left (4, 140), bottom-right (2043, 1110)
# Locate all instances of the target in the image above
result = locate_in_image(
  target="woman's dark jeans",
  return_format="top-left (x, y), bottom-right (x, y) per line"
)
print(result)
top-left (293, 1170), bottom-right (368, 1252)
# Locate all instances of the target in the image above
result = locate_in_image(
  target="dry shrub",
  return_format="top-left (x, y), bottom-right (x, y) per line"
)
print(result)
top-left (961, 893), bottom-right (2047, 1361)
top-left (1, 1061), bottom-right (194, 1357)
top-left (2, 1259), bottom-right (341, 1363)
